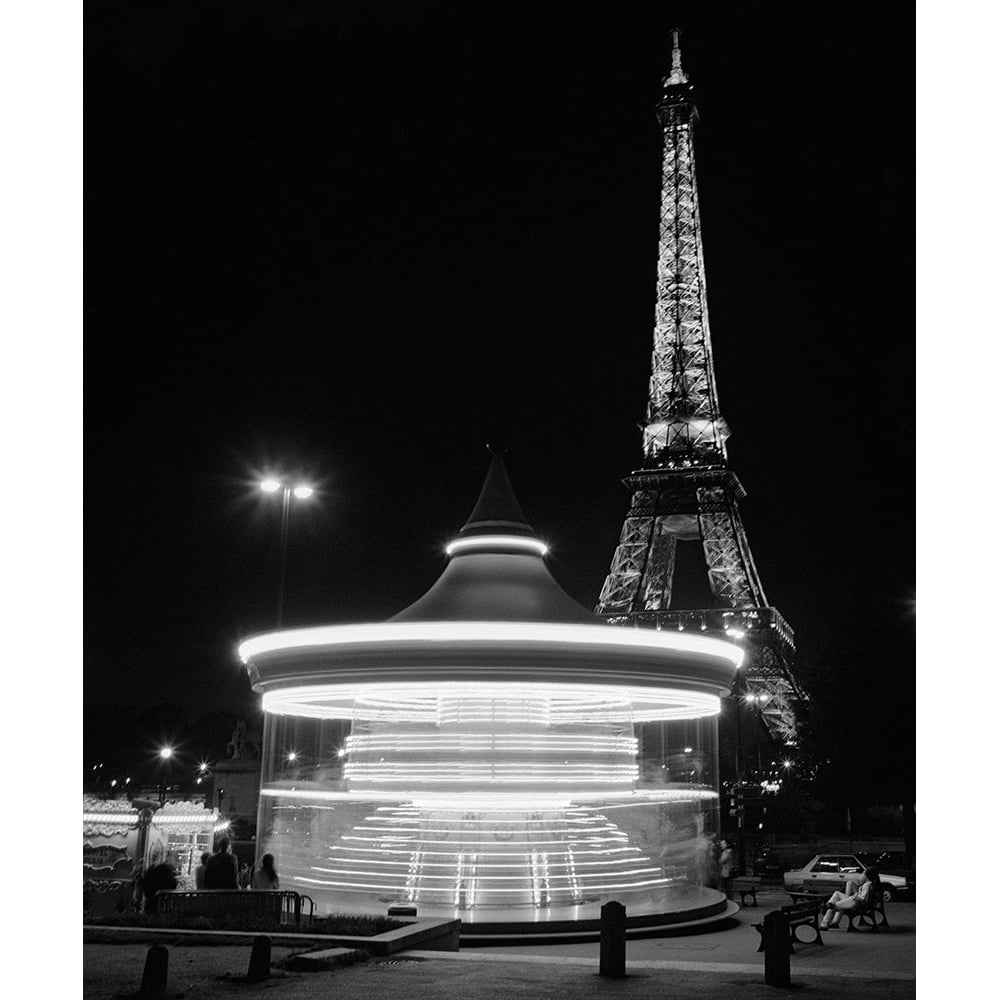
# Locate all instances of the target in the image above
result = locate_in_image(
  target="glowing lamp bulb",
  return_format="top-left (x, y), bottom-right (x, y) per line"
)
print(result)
top-left (261, 480), bottom-right (281, 493)
top-left (293, 486), bottom-right (313, 499)
top-left (159, 747), bottom-right (173, 760)
top-left (287, 751), bottom-right (298, 762)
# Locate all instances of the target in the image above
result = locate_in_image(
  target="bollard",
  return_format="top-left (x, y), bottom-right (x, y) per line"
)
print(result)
top-left (247, 935), bottom-right (272, 982)
top-left (762, 910), bottom-right (791, 987)
top-left (138, 944), bottom-right (168, 1000)
top-left (599, 900), bottom-right (627, 979)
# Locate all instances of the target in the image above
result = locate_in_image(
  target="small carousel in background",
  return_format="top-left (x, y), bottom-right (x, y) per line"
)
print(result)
top-left (83, 795), bottom-right (226, 915)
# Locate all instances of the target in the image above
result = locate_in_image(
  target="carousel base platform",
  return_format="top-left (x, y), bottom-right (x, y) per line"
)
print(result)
top-left (454, 894), bottom-right (739, 944)
top-left (310, 890), bottom-right (738, 944)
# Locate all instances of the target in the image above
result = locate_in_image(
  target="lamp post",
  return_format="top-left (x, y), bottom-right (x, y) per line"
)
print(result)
top-left (158, 746), bottom-right (174, 805)
top-left (725, 628), bottom-right (749, 875)
top-left (744, 693), bottom-right (772, 781)
top-left (260, 479), bottom-right (314, 627)
top-left (731, 690), bottom-right (746, 875)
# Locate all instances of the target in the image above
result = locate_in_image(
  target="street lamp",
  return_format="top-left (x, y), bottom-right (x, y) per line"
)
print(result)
top-left (744, 693), bottom-right (772, 779)
top-left (260, 478), bottom-right (315, 627)
top-left (158, 747), bottom-right (174, 805)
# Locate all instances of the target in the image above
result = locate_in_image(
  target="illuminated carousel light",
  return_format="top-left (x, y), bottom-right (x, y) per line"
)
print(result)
top-left (445, 534), bottom-right (549, 557)
top-left (261, 682), bottom-right (723, 722)
top-left (239, 620), bottom-right (744, 668)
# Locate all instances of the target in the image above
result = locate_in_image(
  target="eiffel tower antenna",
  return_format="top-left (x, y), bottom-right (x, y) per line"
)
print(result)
top-left (597, 33), bottom-right (805, 745)
top-left (664, 27), bottom-right (688, 86)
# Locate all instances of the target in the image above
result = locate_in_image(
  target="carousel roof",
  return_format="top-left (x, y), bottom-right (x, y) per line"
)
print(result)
top-left (390, 454), bottom-right (599, 625)
top-left (238, 456), bottom-right (742, 708)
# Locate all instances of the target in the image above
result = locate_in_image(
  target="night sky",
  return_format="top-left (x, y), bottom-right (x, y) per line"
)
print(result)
top-left (86, 2), bottom-right (913, 777)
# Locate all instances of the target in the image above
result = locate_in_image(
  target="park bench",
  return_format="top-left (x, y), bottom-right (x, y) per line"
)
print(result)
top-left (728, 875), bottom-right (761, 906)
top-left (844, 889), bottom-right (888, 932)
top-left (788, 887), bottom-right (889, 933)
top-left (753, 898), bottom-right (824, 952)
top-left (156, 889), bottom-right (314, 926)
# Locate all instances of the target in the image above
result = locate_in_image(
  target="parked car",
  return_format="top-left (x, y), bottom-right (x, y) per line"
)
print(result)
top-left (857, 851), bottom-right (915, 884)
top-left (753, 846), bottom-right (817, 879)
top-left (783, 854), bottom-right (912, 901)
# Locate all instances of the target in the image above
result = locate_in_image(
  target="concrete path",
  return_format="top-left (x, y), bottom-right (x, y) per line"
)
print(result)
top-left (464, 890), bottom-right (916, 979)
top-left (82, 891), bottom-right (916, 1000)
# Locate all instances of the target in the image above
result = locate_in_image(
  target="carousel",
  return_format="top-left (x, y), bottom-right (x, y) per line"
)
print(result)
top-left (239, 457), bottom-right (742, 937)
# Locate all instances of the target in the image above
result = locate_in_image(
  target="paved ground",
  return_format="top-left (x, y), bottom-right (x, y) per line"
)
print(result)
top-left (82, 890), bottom-right (916, 1000)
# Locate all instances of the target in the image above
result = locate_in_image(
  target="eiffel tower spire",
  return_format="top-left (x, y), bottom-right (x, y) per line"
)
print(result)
top-left (644, 26), bottom-right (729, 470)
top-left (597, 33), bottom-right (804, 745)
top-left (664, 26), bottom-right (689, 86)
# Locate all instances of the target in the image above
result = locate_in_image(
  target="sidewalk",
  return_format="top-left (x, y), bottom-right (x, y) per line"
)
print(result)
top-left (82, 891), bottom-right (916, 1000)
top-left (466, 889), bottom-right (915, 978)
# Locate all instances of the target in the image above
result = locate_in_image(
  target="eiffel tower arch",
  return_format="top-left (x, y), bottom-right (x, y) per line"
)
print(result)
top-left (597, 31), bottom-right (804, 747)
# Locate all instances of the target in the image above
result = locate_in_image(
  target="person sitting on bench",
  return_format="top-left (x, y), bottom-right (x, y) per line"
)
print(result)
top-left (819, 867), bottom-right (881, 929)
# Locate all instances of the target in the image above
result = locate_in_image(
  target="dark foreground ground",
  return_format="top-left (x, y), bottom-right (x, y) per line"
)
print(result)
top-left (83, 892), bottom-right (916, 1000)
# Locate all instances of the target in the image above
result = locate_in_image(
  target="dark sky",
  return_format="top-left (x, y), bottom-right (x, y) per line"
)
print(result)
top-left (86, 2), bottom-right (913, 727)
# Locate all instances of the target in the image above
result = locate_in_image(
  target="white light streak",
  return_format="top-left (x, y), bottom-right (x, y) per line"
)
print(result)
top-left (445, 535), bottom-right (549, 557)
top-left (344, 733), bottom-right (638, 754)
top-left (258, 786), bottom-right (716, 806)
top-left (343, 763), bottom-right (639, 784)
top-left (239, 620), bottom-right (743, 668)
top-left (261, 681), bottom-right (722, 724)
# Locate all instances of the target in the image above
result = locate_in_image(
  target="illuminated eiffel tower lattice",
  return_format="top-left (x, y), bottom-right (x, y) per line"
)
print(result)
top-left (597, 30), bottom-right (804, 745)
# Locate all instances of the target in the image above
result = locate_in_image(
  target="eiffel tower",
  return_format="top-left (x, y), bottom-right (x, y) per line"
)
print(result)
top-left (597, 30), bottom-right (803, 745)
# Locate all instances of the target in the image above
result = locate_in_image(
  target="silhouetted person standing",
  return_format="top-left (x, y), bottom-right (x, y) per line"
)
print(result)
top-left (251, 853), bottom-right (280, 890)
top-left (194, 851), bottom-right (212, 889)
top-left (141, 858), bottom-right (178, 913)
top-left (204, 837), bottom-right (239, 889)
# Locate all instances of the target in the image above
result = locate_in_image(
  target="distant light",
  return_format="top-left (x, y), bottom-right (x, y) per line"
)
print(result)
top-left (287, 751), bottom-right (298, 762)
top-left (198, 762), bottom-right (209, 773)
top-left (125, 778), bottom-right (131, 785)
top-left (159, 747), bottom-right (174, 760)
top-left (337, 748), bottom-right (347, 759)
top-left (725, 628), bottom-right (745, 639)
top-left (782, 759), bottom-right (793, 769)
top-left (683, 747), bottom-right (693, 753)
top-left (196, 777), bottom-right (202, 785)
top-left (110, 779), bottom-right (117, 788)
top-left (261, 480), bottom-right (281, 492)
top-left (293, 486), bottom-right (313, 500)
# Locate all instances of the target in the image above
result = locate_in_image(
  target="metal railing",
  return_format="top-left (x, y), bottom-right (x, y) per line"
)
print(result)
top-left (157, 889), bottom-right (315, 925)
top-left (604, 606), bottom-right (795, 650)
